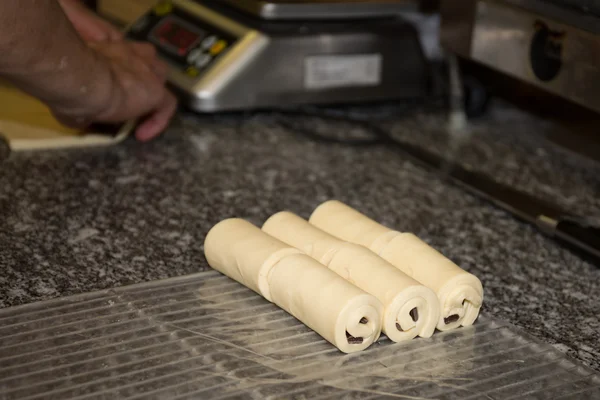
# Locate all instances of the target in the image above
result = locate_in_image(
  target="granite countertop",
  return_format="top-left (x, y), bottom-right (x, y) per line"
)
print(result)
top-left (0, 101), bottom-right (599, 372)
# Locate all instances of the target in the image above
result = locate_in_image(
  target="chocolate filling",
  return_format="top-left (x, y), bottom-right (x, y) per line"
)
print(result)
top-left (346, 331), bottom-right (364, 345)
top-left (396, 307), bottom-right (420, 331)
top-left (360, 317), bottom-right (368, 324)
top-left (409, 307), bottom-right (419, 322)
top-left (444, 314), bottom-right (460, 324)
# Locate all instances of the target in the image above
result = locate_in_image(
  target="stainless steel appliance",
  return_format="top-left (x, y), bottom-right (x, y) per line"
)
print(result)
top-left (440, 0), bottom-right (600, 114)
top-left (126, 0), bottom-right (429, 112)
top-left (220, 0), bottom-right (416, 20)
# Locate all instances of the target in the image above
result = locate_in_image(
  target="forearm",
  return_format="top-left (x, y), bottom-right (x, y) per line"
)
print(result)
top-left (0, 0), bottom-right (112, 118)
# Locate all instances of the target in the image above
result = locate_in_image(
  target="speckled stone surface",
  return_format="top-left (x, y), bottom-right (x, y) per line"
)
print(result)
top-left (0, 101), bottom-right (599, 372)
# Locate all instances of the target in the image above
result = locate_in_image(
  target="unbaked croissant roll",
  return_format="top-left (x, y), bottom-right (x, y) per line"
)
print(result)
top-left (263, 211), bottom-right (440, 342)
top-left (204, 218), bottom-right (383, 353)
top-left (309, 201), bottom-right (484, 331)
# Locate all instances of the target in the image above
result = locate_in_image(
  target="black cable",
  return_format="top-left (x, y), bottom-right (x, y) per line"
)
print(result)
top-left (274, 108), bottom-right (600, 264)
top-left (273, 97), bottom-right (445, 148)
top-left (275, 110), bottom-right (388, 147)
top-left (274, 107), bottom-right (444, 174)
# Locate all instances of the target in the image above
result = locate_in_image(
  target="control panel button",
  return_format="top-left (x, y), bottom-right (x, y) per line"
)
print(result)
top-left (185, 66), bottom-right (200, 77)
top-left (201, 36), bottom-right (218, 50)
top-left (187, 48), bottom-right (203, 64)
top-left (154, 1), bottom-right (173, 16)
top-left (195, 53), bottom-right (213, 69)
top-left (209, 40), bottom-right (228, 56)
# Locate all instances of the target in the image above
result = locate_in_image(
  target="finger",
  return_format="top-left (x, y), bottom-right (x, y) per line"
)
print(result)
top-left (92, 61), bottom-right (163, 123)
top-left (60, 0), bottom-right (123, 42)
top-left (130, 42), bottom-right (168, 81)
top-left (151, 58), bottom-right (169, 81)
top-left (135, 91), bottom-right (178, 142)
top-left (130, 42), bottom-right (157, 62)
top-left (59, 0), bottom-right (105, 41)
top-left (72, 19), bottom-right (110, 42)
top-left (51, 110), bottom-right (91, 130)
top-left (87, 41), bottom-right (129, 63)
top-left (92, 42), bottom-right (159, 80)
top-left (104, 22), bottom-right (125, 42)
top-left (78, 18), bottom-right (124, 42)
top-left (98, 43), bottom-right (156, 79)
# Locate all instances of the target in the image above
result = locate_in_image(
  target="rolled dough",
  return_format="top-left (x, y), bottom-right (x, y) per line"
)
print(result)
top-left (0, 81), bottom-right (133, 151)
top-left (309, 200), bottom-right (484, 332)
top-left (204, 218), bottom-right (383, 353)
top-left (204, 218), bottom-right (303, 302)
top-left (263, 211), bottom-right (440, 342)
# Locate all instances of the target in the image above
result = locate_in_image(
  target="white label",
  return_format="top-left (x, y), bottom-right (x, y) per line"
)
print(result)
top-left (304, 54), bottom-right (382, 90)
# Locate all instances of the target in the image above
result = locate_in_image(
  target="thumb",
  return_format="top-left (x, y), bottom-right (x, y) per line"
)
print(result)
top-left (50, 110), bottom-right (91, 130)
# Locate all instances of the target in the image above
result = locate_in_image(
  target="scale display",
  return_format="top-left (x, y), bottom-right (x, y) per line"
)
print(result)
top-left (128, 3), bottom-right (237, 79)
top-left (150, 16), bottom-right (205, 56)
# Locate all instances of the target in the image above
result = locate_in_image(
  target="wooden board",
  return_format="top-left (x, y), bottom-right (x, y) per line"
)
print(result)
top-left (0, 81), bottom-right (133, 152)
top-left (98, 0), bottom-right (159, 24)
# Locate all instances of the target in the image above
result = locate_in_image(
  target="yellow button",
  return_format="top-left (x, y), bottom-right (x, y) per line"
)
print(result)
top-left (209, 40), bottom-right (228, 56)
top-left (185, 66), bottom-right (199, 77)
top-left (154, 1), bottom-right (173, 16)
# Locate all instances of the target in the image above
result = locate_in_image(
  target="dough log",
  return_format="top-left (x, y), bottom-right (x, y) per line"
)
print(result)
top-left (204, 218), bottom-right (383, 353)
top-left (263, 212), bottom-right (440, 341)
top-left (204, 218), bottom-right (301, 301)
top-left (309, 200), bottom-right (484, 331)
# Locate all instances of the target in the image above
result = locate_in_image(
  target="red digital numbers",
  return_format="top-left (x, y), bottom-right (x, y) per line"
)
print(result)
top-left (156, 20), bottom-right (200, 53)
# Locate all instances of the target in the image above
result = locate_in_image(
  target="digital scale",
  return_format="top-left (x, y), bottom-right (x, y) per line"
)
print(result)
top-left (126, 0), bottom-right (429, 112)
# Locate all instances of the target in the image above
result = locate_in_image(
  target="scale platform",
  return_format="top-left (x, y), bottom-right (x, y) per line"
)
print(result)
top-left (1, 270), bottom-right (599, 399)
top-left (126, 0), bottom-right (429, 113)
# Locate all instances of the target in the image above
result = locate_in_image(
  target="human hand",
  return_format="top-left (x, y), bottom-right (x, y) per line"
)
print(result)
top-left (58, 0), bottom-right (123, 43)
top-left (51, 40), bottom-right (177, 142)
top-left (55, 1), bottom-right (177, 141)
